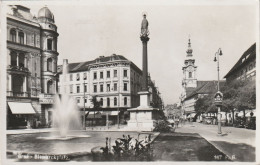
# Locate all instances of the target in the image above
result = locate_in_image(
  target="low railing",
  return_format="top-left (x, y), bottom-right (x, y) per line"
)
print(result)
top-left (6, 91), bottom-right (30, 97)
top-left (7, 65), bottom-right (29, 72)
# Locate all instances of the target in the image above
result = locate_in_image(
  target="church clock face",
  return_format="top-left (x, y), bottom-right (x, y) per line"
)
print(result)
top-left (187, 66), bottom-right (194, 72)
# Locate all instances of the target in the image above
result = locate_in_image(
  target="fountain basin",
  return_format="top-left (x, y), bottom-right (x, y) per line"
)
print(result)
top-left (7, 131), bottom-right (158, 159)
top-left (36, 134), bottom-right (91, 140)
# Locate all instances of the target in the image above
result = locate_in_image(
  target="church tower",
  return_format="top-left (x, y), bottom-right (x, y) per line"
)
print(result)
top-left (182, 38), bottom-right (197, 90)
top-left (38, 6), bottom-right (59, 94)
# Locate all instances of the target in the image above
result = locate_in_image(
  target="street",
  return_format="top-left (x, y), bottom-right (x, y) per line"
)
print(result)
top-left (175, 121), bottom-right (255, 162)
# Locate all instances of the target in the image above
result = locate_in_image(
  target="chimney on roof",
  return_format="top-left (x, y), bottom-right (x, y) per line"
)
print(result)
top-left (63, 59), bottom-right (68, 65)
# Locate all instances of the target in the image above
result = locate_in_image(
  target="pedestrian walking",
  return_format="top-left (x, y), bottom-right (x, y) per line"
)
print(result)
top-left (175, 118), bottom-right (179, 128)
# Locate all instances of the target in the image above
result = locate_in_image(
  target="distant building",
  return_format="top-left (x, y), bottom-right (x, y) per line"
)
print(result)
top-left (180, 39), bottom-right (225, 119)
top-left (164, 104), bottom-right (181, 119)
top-left (6, 5), bottom-right (59, 128)
top-left (224, 43), bottom-right (256, 83)
top-left (57, 54), bottom-right (163, 125)
top-left (148, 74), bottom-right (164, 110)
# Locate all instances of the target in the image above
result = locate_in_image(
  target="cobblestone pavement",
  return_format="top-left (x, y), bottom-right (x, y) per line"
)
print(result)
top-left (175, 122), bottom-right (256, 162)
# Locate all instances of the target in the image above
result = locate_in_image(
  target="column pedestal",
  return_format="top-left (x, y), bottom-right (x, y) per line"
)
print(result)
top-left (127, 91), bottom-right (158, 131)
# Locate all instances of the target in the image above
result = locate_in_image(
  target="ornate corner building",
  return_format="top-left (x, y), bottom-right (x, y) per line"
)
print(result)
top-left (6, 5), bottom-right (59, 128)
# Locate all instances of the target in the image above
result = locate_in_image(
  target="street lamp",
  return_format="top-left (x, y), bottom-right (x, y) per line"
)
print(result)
top-left (214, 48), bottom-right (223, 135)
top-left (214, 48), bottom-right (223, 91)
top-left (83, 81), bottom-right (86, 130)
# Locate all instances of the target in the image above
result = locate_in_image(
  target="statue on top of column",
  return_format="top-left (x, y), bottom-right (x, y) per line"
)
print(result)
top-left (141, 13), bottom-right (149, 37)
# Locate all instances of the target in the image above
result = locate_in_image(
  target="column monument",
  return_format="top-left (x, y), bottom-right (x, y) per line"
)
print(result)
top-left (127, 13), bottom-right (158, 131)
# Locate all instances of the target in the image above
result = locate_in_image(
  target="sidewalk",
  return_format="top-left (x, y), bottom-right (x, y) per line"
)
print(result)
top-left (6, 128), bottom-right (55, 134)
top-left (6, 124), bottom-right (139, 134)
top-left (175, 122), bottom-right (255, 162)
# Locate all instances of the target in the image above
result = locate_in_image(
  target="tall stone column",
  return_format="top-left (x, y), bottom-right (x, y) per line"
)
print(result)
top-left (16, 31), bottom-right (18, 43)
top-left (23, 76), bottom-right (27, 94)
top-left (24, 56), bottom-right (27, 68)
top-left (141, 36), bottom-right (149, 91)
top-left (16, 54), bottom-right (19, 66)
top-left (126, 13), bottom-right (158, 131)
top-left (8, 74), bottom-right (12, 92)
top-left (24, 34), bottom-right (27, 45)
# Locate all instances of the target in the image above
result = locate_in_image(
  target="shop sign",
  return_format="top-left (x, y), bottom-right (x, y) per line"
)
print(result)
top-left (39, 93), bottom-right (54, 104)
top-left (214, 91), bottom-right (223, 106)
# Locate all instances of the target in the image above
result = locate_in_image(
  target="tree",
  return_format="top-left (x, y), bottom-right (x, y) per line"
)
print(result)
top-left (194, 94), bottom-right (216, 115)
top-left (222, 78), bottom-right (256, 123)
top-left (90, 96), bottom-right (101, 126)
top-left (194, 78), bottom-right (255, 124)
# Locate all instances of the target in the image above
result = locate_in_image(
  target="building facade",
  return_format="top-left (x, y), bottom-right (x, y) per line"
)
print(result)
top-left (224, 43), bottom-right (256, 83)
top-left (6, 5), bottom-right (59, 128)
top-left (148, 74), bottom-right (164, 110)
top-left (180, 39), bottom-right (225, 119)
top-left (164, 104), bottom-right (181, 119)
top-left (224, 43), bottom-right (256, 119)
top-left (57, 54), bottom-right (163, 125)
top-left (58, 54), bottom-right (142, 110)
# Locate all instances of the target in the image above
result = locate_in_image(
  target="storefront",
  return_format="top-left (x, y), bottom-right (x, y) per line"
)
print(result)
top-left (39, 93), bottom-right (55, 126)
top-left (7, 102), bottom-right (37, 129)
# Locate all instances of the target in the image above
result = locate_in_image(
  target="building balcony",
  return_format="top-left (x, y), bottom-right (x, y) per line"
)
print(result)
top-left (7, 65), bottom-right (29, 73)
top-left (7, 91), bottom-right (30, 97)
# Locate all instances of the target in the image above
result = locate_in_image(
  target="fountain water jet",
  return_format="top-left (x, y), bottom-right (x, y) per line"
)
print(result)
top-left (37, 59), bottom-right (90, 140)
top-left (52, 59), bottom-right (81, 138)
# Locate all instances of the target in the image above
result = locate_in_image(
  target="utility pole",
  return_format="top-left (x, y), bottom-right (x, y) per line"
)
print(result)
top-left (83, 81), bottom-right (86, 130)
top-left (214, 48), bottom-right (223, 135)
top-left (117, 85), bottom-right (120, 129)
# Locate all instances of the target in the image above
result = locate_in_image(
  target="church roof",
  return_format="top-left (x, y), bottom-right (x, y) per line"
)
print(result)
top-left (184, 80), bottom-right (226, 100)
top-left (224, 43), bottom-right (256, 78)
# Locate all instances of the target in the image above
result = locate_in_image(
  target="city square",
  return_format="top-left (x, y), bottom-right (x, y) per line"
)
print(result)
top-left (1, 1), bottom-right (258, 164)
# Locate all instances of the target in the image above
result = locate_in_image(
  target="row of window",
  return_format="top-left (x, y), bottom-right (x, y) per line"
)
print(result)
top-left (70, 70), bottom-right (128, 81)
top-left (10, 52), bottom-right (26, 68)
top-left (70, 83), bottom-right (128, 93)
top-left (10, 29), bottom-right (55, 51)
top-left (47, 58), bottom-right (56, 72)
top-left (10, 29), bottom-right (25, 44)
top-left (76, 97), bottom-right (128, 106)
top-left (130, 70), bottom-right (141, 82)
top-left (240, 62), bottom-right (256, 76)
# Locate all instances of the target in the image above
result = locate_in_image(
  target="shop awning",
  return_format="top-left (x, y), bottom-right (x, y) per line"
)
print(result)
top-left (8, 102), bottom-right (36, 114)
top-left (101, 111), bottom-right (119, 116)
top-left (187, 113), bottom-right (196, 118)
top-left (167, 119), bottom-right (175, 124)
top-left (86, 113), bottom-right (102, 119)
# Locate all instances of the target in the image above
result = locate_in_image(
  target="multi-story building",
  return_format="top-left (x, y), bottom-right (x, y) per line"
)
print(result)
top-left (148, 74), bottom-right (164, 110)
top-left (224, 43), bottom-right (256, 83)
top-left (224, 43), bottom-right (256, 118)
top-left (57, 54), bottom-right (164, 125)
top-left (57, 54), bottom-right (143, 124)
top-left (6, 5), bottom-right (59, 128)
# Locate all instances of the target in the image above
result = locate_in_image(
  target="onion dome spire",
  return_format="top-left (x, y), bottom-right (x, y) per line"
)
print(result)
top-left (186, 37), bottom-right (193, 57)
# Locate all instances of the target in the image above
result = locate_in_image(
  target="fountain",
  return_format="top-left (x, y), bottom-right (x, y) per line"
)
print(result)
top-left (38, 59), bottom-right (89, 140)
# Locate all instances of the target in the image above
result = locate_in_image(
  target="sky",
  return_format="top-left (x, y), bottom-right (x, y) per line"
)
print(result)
top-left (11, 0), bottom-right (257, 105)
